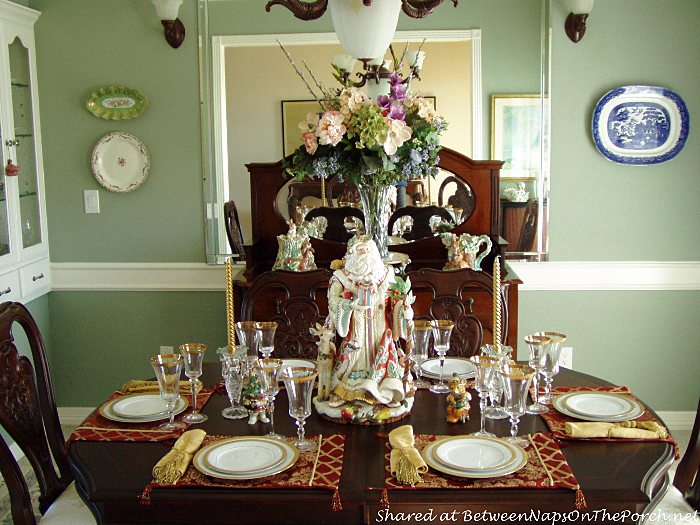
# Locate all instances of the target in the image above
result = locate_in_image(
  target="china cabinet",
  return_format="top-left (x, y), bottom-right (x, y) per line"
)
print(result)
top-left (0, 2), bottom-right (49, 304)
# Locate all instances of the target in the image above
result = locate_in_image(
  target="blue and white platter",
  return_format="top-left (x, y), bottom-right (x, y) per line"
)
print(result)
top-left (592, 85), bottom-right (689, 165)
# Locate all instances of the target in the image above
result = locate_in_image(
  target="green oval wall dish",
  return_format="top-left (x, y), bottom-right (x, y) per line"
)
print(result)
top-left (86, 86), bottom-right (148, 120)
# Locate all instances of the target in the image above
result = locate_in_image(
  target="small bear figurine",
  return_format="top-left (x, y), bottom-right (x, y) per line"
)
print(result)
top-left (242, 374), bottom-right (269, 425)
top-left (446, 373), bottom-right (472, 423)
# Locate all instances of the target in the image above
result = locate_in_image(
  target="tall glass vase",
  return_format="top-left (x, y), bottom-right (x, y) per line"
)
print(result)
top-left (356, 182), bottom-right (392, 260)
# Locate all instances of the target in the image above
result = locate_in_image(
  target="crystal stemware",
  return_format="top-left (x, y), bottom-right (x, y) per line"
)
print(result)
top-left (254, 358), bottom-right (283, 440)
top-left (235, 321), bottom-right (258, 372)
top-left (429, 319), bottom-right (454, 394)
top-left (499, 363), bottom-right (535, 449)
top-left (256, 322), bottom-right (278, 359)
top-left (180, 343), bottom-right (208, 424)
top-left (524, 333), bottom-right (551, 414)
top-left (150, 354), bottom-right (186, 431)
top-left (469, 355), bottom-right (498, 437)
top-left (280, 366), bottom-right (318, 452)
top-left (218, 345), bottom-right (248, 419)
top-left (536, 332), bottom-right (567, 405)
top-left (480, 344), bottom-right (512, 420)
top-left (411, 319), bottom-right (432, 388)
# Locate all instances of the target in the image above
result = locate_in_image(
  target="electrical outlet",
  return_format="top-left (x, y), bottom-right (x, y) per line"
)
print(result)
top-left (159, 346), bottom-right (174, 354)
top-left (560, 347), bottom-right (573, 369)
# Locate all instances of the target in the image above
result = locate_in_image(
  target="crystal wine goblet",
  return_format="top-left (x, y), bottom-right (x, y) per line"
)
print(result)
top-left (428, 320), bottom-right (454, 394)
top-left (180, 343), bottom-right (208, 424)
top-left (217, 345), bottom-right (248, 419)
top-left (536, 332), bottom-right (567, 405)
top-left (254, 358), bottom-right (283, 440)
top-left (524, 333), bottom-right (551, 414)
top-left (256, 322), bottom-right (278, 359)
top-left (150, 353), bottom-right (186, 431)
top-left (480, 344), bottom-right (512, 420)
top-left (280, 366), bottom-right (318, 452)
top-left (499, 363), bottom-right (535, 449)
top-left (235, 321), bottom-right (258, 373)
top-left (469, 355), bottom-right (498, 437)
top-left (411, 320), bottom-right (432, 388)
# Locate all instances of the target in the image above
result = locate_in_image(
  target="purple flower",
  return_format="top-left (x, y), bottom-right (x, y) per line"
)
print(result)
top-left (376, 95), bottom-right (391, 111)
top-left (389, 71), bottom-right (407, 100)
top-left (387, 103), bottom-right (406, 121)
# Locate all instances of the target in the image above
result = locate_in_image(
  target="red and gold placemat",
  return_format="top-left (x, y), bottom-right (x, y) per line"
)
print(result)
top-left (540, 386), bottom-right (677, 453)
top-left (142, 434), bottom-right (345, 511)
top-left (381, 432), bottom-right (585, 509)
top-left (67, 386), bottom-right (216, 443)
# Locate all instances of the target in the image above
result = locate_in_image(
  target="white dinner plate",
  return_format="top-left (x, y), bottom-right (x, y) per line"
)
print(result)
top-left (421, 357), bottom-right (475, 379)
top-left (553, 393), bottom-right (644, 422)
top-left (280, 359), bottom-right (316, 371)
top-left (202, 437), bottom-right (288, 474)
top-left (422, 438), bottom-right (527, 479)
top-left (432, 436), bottom-right (518, 471)
top-left (562, 392), bottom-right (638, 418)
top-left (194, 438), bottom-right (299, 480)
top-left (110, 394), bottom-right (172, 418)
top-left (91, 132), bottom-right (150, 193)
top-left (99, 395), bottom-right (188, 423)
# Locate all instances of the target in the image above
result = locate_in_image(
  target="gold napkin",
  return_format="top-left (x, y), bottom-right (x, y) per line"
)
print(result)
top-left (119, 380), bottom-right (202, 395)
top-left (565, 421), bottom-right (668, 439)
top-left (152, 429), bottom-right (207, 484)
top-left (388, 424), bottom-right (428, 486)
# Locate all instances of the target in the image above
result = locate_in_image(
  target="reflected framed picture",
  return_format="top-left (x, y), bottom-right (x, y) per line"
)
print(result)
top-left (282, 100), bottom-right (321, 157)
top-left (491, 94), bottom-right (547, 180)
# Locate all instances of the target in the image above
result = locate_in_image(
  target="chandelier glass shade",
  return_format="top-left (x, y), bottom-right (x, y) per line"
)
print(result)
top-left (328, 0), bottom-right (401, 60)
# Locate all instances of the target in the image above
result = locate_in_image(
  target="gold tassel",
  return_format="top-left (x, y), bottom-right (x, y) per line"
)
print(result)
top-left (152, 450), bottom-right (185, 485)
top-left (332, 489), bottom-right (342, 511)
top-left (575, 488), bottom-right (587, 509)
top-left (380, 488), bottom-right (389, 509)
top-left (139, 485), bottom-right (153, 505)
top-left (395, 448), bottom-right (422, 486)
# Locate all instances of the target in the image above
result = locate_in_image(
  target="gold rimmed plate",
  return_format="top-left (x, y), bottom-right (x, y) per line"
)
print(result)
top-left (194, 437), bottom-right (299, 480)
top-left (432, 436), bottom-right (518, 471)
top-left (421, 357), bottom-right (475, 379)
top-left (99, 395), bottom-right (188, 423)
top-left (422, 438), bottom-right (527, 479)
top-left (201, 437), bottom-right (288, 475)
top-left (553, 392), bottom-right (644, 422)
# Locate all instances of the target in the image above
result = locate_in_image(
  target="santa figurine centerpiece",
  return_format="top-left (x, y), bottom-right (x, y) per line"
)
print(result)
top-left (313, 235), bottom-right (416, 424)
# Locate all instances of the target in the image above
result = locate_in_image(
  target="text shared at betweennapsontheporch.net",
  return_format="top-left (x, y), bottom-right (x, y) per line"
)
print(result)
top-left (374, 508), bottom-right (700, 524)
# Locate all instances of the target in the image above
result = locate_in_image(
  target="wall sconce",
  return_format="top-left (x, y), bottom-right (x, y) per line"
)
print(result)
top-left (152, 0), bottom-right (185, 49)
top-left (561, 0), bottom-right (594, 43)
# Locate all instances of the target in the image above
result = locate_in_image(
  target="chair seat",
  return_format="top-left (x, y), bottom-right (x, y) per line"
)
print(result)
top-left (39, 482), bottom-right (96, 525)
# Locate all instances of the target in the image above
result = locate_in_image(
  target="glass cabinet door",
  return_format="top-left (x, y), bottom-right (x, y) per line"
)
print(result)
top-left (8, 37), bottom-right (41, 250)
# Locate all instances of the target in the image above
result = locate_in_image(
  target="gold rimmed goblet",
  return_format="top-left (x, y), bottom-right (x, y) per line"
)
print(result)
top-left (235, 321), bottom-right (258, 374)
top-left (254, 358), bottom-right (283, 440)
top-left (429, 319), bottom-right (454, 394)
top-left (280, 366), bottom-right (317, 452)
top-left (256, 322), bottom-right (278, 359)
top-left (150, 354), bottom-right (186, 431)
top-left (180, 343), bottom-right (208, 424)
top-left (524, 333), bottom-right (551, 414)
top-left (536, 332), bottom-right (567, 405)
top-left (411, 320), bottom-right (432, 388)
top-left (499, 363), bottom-right (535, 449)
top-left (469, 355), bottom-right (498, 437)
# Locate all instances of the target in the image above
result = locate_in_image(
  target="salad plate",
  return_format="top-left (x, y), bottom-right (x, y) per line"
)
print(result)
top-left (194, 437), bottom-right (299, 480)
top-left (421, 357), bottom-right (475, 379)
top-left (422, 438), bottom-right (526, 479)
top-left (592, 85), bottom-right (689, 165)
top-left (553, 392), bottom-right (644, 422)
top-left (281, 359), bottom-right (316, 371)
top-left (99, 395), bottom-right (187, 423)
top-left (432, 436), bottom-right (517, 471)
top-left (110, 394), bottom-right (172, 419)
top-left (91, 132), bottom-right (150, 193)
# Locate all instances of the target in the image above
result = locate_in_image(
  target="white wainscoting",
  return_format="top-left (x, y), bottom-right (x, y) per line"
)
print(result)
top-left (50, 261), bottom-right (700, 292)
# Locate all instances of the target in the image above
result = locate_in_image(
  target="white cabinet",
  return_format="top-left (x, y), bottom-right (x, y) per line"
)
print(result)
top-left (0, 1), bottom-right (49, 303)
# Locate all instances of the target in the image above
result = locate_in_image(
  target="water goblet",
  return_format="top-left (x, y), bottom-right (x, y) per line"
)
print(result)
top-left (217, 345), bottom-right (248, 419)
top-left (150, 354), bottom-right (186, 431)
top-left (469, 355), bottom-right (498, 437)
top-left (256, 322), bottom-right (278, 359)
top-left (235, 321), bottom-right (258, 372)
top-left (536, 332), bottom-right (567, 405)
top-left (180, 343), bottom-right (208, 424)
top-left (481, 344), bottom-right (512, 420)
top-left (499, 363), bottom-right (535, 449)
top-left (280, 366), bottom-right (318, 452)
top-left (524, 333), bottom-right (551, 414)
top-left (254, 358), bottom-right (283, 440)
top-left (411, 320), bottom-right (432, 388)
top-left (429, 319), bottom-right (454, 394)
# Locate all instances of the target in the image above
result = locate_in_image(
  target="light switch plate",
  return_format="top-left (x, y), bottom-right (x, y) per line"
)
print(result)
top-left (84, 190), bottom-right (100, 213)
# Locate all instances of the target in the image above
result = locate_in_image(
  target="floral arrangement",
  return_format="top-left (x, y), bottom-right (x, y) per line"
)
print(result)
top-left (284, 50), bottom-right (447, 188)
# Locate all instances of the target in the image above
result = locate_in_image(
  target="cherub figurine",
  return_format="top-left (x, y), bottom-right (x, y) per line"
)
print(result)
top-left (446, 373), bottom-right (471, 423)
top-left (242, 375), bottom-right (269, 425)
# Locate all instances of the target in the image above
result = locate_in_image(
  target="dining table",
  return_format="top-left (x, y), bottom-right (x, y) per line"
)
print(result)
top-left (67, 362), bottom-right (676, 525)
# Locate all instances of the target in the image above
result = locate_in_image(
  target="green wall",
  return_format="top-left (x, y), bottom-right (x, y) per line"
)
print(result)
top-left (23, 0), bottom-right (700, 411)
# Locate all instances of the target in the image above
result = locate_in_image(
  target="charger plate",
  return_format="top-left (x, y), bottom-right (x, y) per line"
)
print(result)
top-left (422, 438), bottom-right (526, 479)
top-left (553, 392), bottom-right (644, 422)
top-left (432, 436), bottom-right (518, 471)
top-left (99, 395), bottom-right (187, 423)
top-left (194, 437), bottom-right (299, 480)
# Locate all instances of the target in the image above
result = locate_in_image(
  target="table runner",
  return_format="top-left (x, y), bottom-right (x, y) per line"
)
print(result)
top-left (140, 434), bottom-right (345, 511)
top-left (67, 386), bottom-right (216, 442)
top-left (380, 432), bottom-right (585, 510)
top-left (539, 386), bottom-right (678, 454)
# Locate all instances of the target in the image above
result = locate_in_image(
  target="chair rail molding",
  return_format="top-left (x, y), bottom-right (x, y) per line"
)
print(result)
top-left (49, 261), bottom-right (700, 292)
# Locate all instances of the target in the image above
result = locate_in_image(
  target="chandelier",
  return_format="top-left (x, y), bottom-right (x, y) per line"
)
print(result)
top-left (265, 0), bottom-right (458, 60)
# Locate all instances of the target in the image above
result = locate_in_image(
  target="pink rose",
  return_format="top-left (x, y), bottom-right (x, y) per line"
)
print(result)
top-left (302, 132), bottom-right (318, 155)
top-left (316, 111), bottom-right (347, 146)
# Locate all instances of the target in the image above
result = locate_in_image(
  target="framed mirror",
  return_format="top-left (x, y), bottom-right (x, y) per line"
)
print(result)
top-left (199, 0), bottom-right (551, 263)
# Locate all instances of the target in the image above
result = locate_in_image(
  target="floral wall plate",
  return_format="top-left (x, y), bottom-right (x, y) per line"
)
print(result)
top-left (592, 85), bottom-right (689, 165)
top-left (86, 86), bottom-right (148, 120)
top-left (91, 132), bottom-right (149, 193)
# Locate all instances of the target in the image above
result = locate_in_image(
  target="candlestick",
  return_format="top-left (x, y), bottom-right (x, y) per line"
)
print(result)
top-left (493, 255), bottom-right (501, 354)
top-left (225, 258), bottom-right (236, 353)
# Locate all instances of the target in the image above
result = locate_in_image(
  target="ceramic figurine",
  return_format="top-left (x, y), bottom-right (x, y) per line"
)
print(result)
top-left (242, 375), bottom-right (269, 425)
top-left (446, 373), bottom-right (471, 423)
top-left (440, 232), bottom-right (492, 271)
top-left (309, 322), bottom-right (336, 402)
top-left (272, 220), bottom-right (317, 271)
top-left (503, 182), bottom-right (529, 202)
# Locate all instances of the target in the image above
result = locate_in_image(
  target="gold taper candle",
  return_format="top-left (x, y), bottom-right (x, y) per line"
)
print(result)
top-left (493, 255), bottom-right (501, 353)
top-left (321, 177), bottom-right (327, 206)
top-left (225, 258), bottom-right (236, 353)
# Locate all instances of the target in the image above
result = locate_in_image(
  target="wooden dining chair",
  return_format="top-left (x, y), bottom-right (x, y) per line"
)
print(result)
top-left (387, 205), bottom-right (454, 242)
top-left (405, 267), bottom-right (507, 358)
top-left (304, 206), bottom-right (364, 244)
top-left (673, 395), bottom-right (700, 510)
top-left (239, 269), bottom-right (335, 359)
top-left (0, 301), bottom-right (97, 525)
top-left (224, 200), bottom-right (245, 256)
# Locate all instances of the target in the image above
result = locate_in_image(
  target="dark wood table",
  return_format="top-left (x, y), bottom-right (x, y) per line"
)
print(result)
top-left (68, 365), bottom-right (675, 525)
